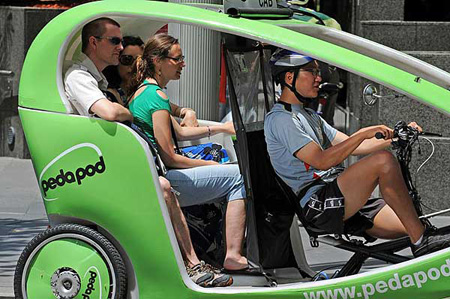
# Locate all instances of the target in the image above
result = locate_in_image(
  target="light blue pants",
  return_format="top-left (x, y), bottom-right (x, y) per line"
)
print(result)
top-left (165, 164), bottom-right (246, 207)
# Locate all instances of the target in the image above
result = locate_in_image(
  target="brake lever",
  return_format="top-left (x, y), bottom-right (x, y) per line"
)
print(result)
top-left (319, 82), bottom-right (343, 94)
top-left (421, 132), bottom-right (442, 137)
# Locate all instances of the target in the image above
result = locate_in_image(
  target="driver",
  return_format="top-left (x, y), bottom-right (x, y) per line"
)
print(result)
top-left (264, 49), bottom-right (450, 257)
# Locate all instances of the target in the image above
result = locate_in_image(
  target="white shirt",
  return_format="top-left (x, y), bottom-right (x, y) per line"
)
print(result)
top-left (64, 54), bottom-right (108, 116)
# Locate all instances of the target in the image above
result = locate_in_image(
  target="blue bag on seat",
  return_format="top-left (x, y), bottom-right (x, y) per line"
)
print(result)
top-left (181, 143), bottom-right (229, 164)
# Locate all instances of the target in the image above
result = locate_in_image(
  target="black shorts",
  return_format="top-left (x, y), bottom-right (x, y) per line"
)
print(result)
top-left (302, 179), bottom-right (386, 236)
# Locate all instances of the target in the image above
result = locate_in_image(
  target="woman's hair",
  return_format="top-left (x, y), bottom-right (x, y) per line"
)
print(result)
top-left (128, 33), bottom-right (179, 93)
top-left (123, 35), bottom-right (145, 49)
top-left (103, 36), bottom-right (144, 89)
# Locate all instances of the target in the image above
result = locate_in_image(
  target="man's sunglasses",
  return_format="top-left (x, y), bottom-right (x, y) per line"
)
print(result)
top-left (119, 55), bottom-right (136, 66)
top-left (165, 55), bottom-right (185, 64)
top-left (94, 36), bottom-right (123, 46)
top-left (300, 68), bottom-right (321, 77)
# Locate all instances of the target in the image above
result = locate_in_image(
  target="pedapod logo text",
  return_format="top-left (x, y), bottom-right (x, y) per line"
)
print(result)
top-left (39, 143), bottom-right (106, 201)
top-left (83, 266), bottom-right (102, 299)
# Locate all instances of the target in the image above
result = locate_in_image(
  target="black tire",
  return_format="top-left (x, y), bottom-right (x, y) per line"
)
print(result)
top-left (14, 224), bottom-right (127, 299)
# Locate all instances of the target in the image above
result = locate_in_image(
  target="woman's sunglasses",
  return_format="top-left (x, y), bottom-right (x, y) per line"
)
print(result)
top-left (119, 55), bottom-right (136, 66)
top-left (165, 55), bottom-right (185, 64)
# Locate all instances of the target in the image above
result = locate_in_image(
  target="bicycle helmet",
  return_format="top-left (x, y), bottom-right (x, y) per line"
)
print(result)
top-left (270, 48), bottom-right (314, 103)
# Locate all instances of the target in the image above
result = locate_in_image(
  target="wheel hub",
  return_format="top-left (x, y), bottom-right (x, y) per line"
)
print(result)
top-left (50, 267), bottom-right (81, 299)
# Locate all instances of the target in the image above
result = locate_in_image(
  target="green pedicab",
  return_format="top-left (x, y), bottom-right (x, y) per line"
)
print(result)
top-left (14, 1), bottom-right (450, 298)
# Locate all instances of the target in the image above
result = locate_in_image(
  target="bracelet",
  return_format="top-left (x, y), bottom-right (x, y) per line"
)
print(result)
top-left (207, 126), bottom-right (211, 139)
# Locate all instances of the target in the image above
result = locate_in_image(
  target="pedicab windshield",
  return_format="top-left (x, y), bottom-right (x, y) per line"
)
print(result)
top-left (225, 45), bottom-right (275, 126)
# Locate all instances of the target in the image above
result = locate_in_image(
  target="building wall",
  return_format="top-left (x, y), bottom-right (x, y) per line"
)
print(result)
top-left (0, 7), bottom-right (64, 158)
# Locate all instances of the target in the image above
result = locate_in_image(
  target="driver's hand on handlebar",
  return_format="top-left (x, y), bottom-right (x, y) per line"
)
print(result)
top-left (362, 125), bottom-right (394, 140)
top-left (407, 122), bottom-right (423, 133)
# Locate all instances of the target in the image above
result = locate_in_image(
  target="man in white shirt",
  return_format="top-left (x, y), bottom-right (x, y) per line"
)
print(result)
top-left (65, 17), bottom-right (132, 121)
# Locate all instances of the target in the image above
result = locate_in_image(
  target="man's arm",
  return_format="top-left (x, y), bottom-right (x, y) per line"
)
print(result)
top-left (332, 122), bottom-right (422, 156)
top-left (332, 131), bottom-right (391, 156)
top-left (90, 98), bottom-right (133, 122)
top-left (296, 125), bottom-right (393, 170)
top-left (65, 69), bottom-right (132, 122)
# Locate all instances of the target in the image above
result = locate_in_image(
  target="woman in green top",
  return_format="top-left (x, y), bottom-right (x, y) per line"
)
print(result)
top-left (128, 34), bottom-right (249, 274)
top-left (102, 35), bottom-right (199, 126)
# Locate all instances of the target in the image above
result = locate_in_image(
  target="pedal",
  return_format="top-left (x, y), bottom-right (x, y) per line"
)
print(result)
top-left (262, 272), bottom-right (278, 287)
top-left (310, 236), bottom-right (319, 247)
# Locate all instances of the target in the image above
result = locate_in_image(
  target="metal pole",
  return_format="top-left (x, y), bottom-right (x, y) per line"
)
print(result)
top-left (168, 0), bottom-right (222, 121)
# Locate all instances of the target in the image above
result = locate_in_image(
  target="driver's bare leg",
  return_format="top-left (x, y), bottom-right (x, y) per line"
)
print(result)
top-left (159, 177), bottom-right (200, 267)
top-left (367, 205), bottom-right (407, 239)
top-left (223, 199), bottom-right (248, 270)
top-left (337, 150), bottom-right (425, 243)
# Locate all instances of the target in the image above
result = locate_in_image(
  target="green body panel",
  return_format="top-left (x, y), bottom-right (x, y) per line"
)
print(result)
top-left (27, 239), bottom-right (110, 298)
top-left (19, 109), bottom-right (190, 298)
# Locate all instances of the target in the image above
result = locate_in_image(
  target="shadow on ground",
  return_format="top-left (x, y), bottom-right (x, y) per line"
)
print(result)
top-left (0, 218), bottom-right (48, 278)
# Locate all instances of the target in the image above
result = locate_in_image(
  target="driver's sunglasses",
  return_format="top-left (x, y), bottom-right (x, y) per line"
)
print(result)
top-left (165, 55), bottom-right (185, 64)
top-left (94, 36), bottom-right (123, 46)
top-left (119, 55), bottom-right (136, 66)
top-left (300, 68), bottom-right (321, 77)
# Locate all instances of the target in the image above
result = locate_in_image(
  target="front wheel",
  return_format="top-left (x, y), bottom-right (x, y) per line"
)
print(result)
top-left (14, 224), bottom-right (127, 299)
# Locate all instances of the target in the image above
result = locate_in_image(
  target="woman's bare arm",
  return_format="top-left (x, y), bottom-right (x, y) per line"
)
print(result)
top-left (152, 110), bottom-right (217, 169)
top-left (171, 117), bottom-right (235, 141)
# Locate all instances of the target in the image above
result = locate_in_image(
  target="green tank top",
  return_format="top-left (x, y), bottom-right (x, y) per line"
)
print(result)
top-left (129, 81), bottom-right (171, 146)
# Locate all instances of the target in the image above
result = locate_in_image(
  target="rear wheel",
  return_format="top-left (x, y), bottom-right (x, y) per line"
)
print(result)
top-left (14, 224), bottom-right (127, 299)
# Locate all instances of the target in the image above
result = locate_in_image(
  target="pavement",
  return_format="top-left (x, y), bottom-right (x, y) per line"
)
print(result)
top-left (0, 158), bottom-right (48, 299)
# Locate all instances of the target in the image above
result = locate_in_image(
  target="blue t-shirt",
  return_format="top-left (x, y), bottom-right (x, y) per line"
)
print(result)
top-left (264, 103), bottom-right (337, 207)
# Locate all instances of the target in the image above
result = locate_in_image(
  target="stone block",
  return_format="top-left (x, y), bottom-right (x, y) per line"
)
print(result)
top-left (378, 87), bottom-right (450, 137)
top-left (361, 21), bottom-right (450, 51)
top-left (345, 73), bottom-right (381, 129)
top-left (0, 7), bottom-right (64, 158)
top-left (405, 51), bottom-right (450, 73)
top-left (346, 73), bottom-right (364, 118)
top-left (0, 7), bottom-right (24, 102)
top-left (416, 22), bottom-right (450, 51)
top-left (0, 96), bottom-right (29, 159)
top-left (358, 0), bottom-right (405, 21)
top-left (408, 137), bottom-right (450, 214)
top-left (24, 8), bottom-right (65, 52)
top-left (0, 7), bottom-right (27, 158)
top-left (360, 21), bottom-right (417, 51)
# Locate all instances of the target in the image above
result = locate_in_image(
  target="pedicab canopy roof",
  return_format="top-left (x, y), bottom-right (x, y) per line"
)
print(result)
top-left (19, 0), bottom-right (450, 115)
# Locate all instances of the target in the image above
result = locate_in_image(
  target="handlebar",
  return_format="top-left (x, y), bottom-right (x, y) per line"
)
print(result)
top-left (375, 121), bottom-right (440, 138)
top-left (373, 121), bottom-right (441, 145)
top-left (373, 122), bottom-right (418, 141)
top-left (375, 132), bottom-right (385, 140)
